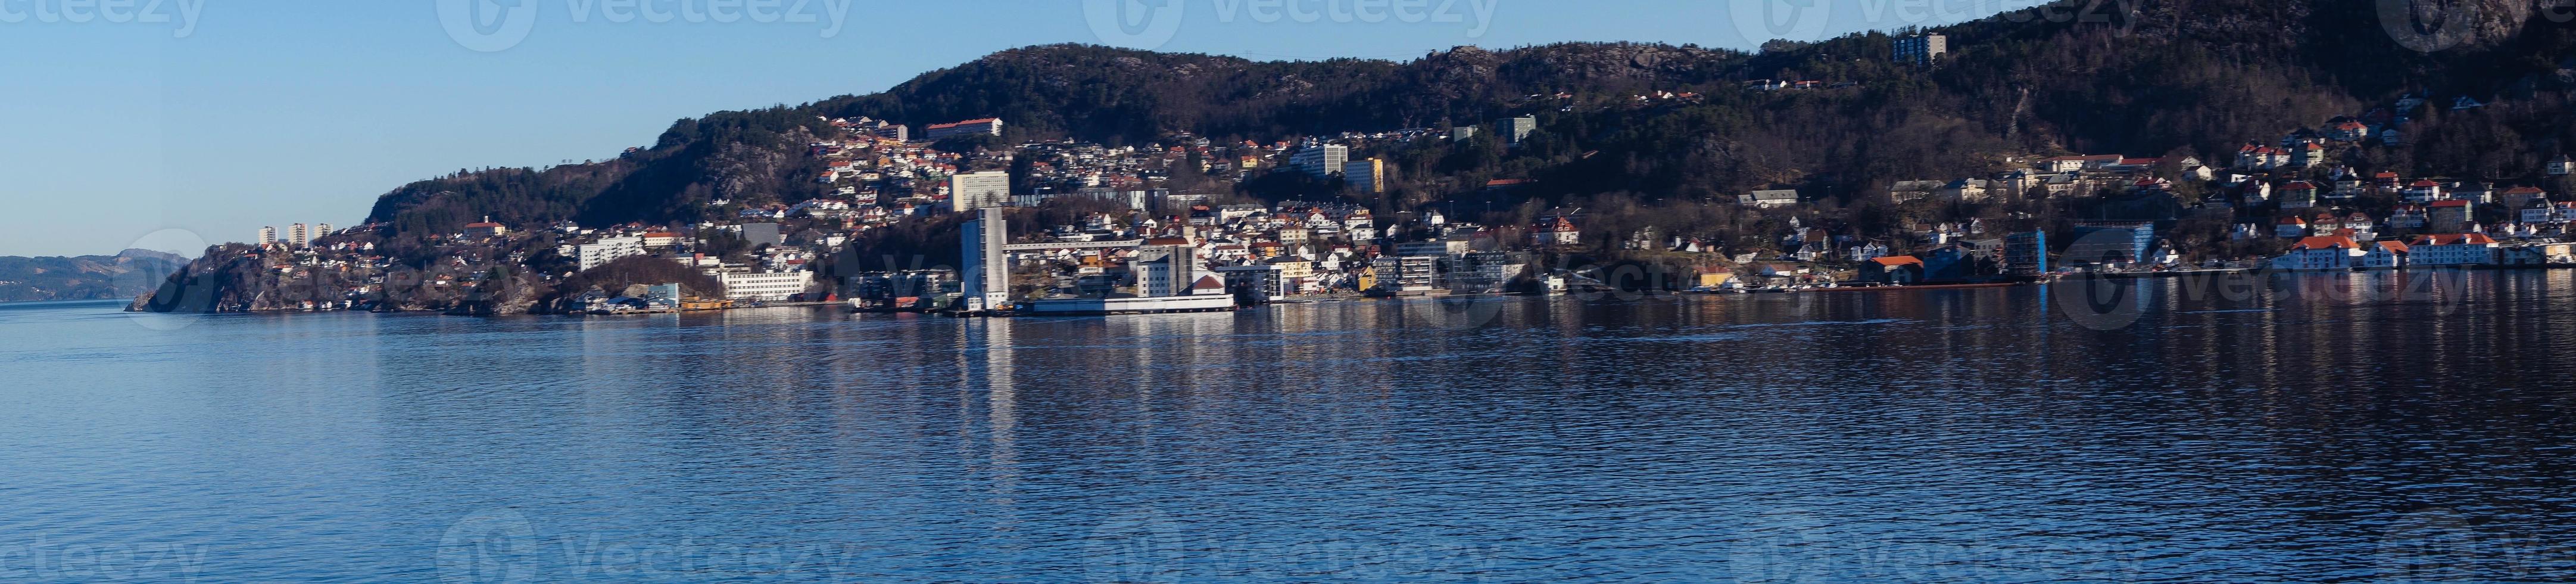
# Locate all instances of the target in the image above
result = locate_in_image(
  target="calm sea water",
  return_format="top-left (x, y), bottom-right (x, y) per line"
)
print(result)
top-left (5, 272), bottom-right (2576, 582)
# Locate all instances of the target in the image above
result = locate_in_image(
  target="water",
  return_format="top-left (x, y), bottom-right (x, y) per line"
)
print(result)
top-left (5, 272), bottom-right (2576, 582)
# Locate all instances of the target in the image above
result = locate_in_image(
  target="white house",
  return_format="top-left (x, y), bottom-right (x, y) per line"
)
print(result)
top-left (2408, 233), bottom-right (2497, 266)
top-left (2276, 216), bottom-right (2310, 238)
top-left (2271, 236), bottom-right (2364, 271)
top-left (2364, 241), bottom-right (2407, 269)
top-left (1744, 190), bottom-right (1800, 208)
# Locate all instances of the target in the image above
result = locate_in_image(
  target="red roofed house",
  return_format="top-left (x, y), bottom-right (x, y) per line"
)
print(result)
top-left (2500, 186), bottom-right (2549, 207)
top-left (2365, 240), bottom-right (2409, 269)
top-left (2272, 236), bottom-right (2364, 271)
top-left (1861, 256), bottom-right (1925, 284)
top-left (2428, 200), bottom-right (2475, 232)
top-left (2293, 142), bottom-right (2329, 166)
top-left (2409, 233), bottom-right (2496, 266)
top-left (464, 217), bottom-right (508, 238)
top-left (2403, 179), bottom-right (2446, 202)
top-left (2276, 216), bottom-right (2311, 238)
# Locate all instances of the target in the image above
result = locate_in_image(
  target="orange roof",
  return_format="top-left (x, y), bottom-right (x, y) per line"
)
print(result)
top-left (2377, 241), bottom-right (2410, 253)
top-left (2429, 200), bottom-right (2471, 208)
top-left (2413, 234), bottom-right (2496, 246)
top-left (2293, 236), bottom-right (2359, 250)
top-left (1870, 256), bottom-right (1924, 267)
top-left (925, 118), bottom-right (1000, 129)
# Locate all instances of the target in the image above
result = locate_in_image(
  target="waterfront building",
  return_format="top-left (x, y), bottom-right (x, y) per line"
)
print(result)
top-left (1215, 265), bottom-right (1285, 302)
top-left (2271, 236), bottom-right (2365, 271)
top-left (1863, 256), bottom-right (1925, 284)
top-left (959, 207), bottom-right (1012, 312)
top-left (2409, 233), bottom-right (2497, 266)
top-left (2365, 241), bottom-right (2409, 269)
top-left (2069, 223), bottom-right (2156, 265)
top-left (717, 269), bottom-right (815, 301)
top-left (2003, 231), bottom-right (2048, 275)
top-left (1372, 256), bottom-right (1439, 294)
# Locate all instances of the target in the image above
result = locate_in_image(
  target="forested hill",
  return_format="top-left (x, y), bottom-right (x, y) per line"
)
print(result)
top-left (364, 0), bottom-right (2576, 237)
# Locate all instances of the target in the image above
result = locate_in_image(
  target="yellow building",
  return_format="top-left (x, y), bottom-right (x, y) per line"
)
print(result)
top-left (1344, 158), bottom-right (1386, 194)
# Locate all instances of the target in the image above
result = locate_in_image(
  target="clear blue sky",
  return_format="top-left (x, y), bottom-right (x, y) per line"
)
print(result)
top-left (1, 0), bottom-right (2007, 257)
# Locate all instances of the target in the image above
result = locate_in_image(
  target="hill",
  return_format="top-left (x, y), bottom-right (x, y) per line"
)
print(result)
top-left (133, 0), bottom-right (2576, 312)
top-left (1, 250), bottom-right (189, 302)
top-left (355, 1), bottom-right (2576, 239)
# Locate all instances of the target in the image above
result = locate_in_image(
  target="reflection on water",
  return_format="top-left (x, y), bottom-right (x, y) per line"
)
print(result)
top-left (4, 272), bottom-right (2576, 582)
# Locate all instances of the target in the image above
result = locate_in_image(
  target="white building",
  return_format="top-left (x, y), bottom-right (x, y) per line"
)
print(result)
top-left (959, 207), bottom-right (1012, 311)
top-left (923, 117), bottom-right (1003, 140)
top-left (578, 236), bottom-right (647, 271)
top-left (2271, 236), bottom-right (2364, 271)
top-left (1289, 144), bottom-right (1349, 179)
top-left (1744, 190), bottom-right (1800, 208)
top-left (258, 226), bottom-right (278, 246)
top-left (718, 269), bottom-right (814, 301)
top-left (1134, 244), bottom-right (1217, 298)
top-left (1502, 116), bottom-right (1538, 144)
top-left (288, 223), bottom-right (310, 248)
top-left (2408, 234), bottom-right (2497, 266)
top-left (951, 171), bottom-right (1013, 212)
top-left (2365, 241), bottom-right (2408, 269)
top-left (1894, 33), bottom-right (1948, 64)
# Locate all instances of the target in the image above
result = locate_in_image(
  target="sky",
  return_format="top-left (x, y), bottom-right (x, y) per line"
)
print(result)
top-left (0, 0), bottom-right (2016, 258)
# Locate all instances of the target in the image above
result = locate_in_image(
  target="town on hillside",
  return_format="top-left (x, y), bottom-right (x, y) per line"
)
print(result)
top-left (203, 35), bottom-right (2576, 315)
